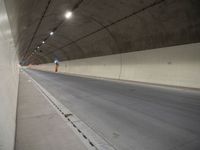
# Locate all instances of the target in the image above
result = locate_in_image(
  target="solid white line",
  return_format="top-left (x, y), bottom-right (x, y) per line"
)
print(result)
top-left (23, 70), bottom-right (116, 150)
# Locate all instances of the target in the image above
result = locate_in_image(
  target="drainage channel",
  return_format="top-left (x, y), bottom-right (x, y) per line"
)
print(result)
top-left (23, 70), bottom-right (116, 150)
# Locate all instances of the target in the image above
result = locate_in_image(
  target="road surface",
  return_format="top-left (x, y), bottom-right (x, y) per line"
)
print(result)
top-left (25, 69), bottom-right (200, 150)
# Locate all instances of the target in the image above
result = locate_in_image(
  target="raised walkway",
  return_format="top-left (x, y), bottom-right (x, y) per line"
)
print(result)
top-left (15, 71), bottom-right (87, 150)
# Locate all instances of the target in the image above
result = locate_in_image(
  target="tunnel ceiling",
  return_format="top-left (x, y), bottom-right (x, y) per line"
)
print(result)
top-left (4, 0), bottom-right (200, 65)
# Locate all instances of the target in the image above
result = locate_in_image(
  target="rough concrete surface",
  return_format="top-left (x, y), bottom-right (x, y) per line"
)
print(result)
top-left (15, 71), bottom-right (87, 150)
top-left (26, 69), bottom-right (200, 150)
top-left (0, 0), bottom-right (18, 150)
top-left (4, 0), bottom-right (200, 65)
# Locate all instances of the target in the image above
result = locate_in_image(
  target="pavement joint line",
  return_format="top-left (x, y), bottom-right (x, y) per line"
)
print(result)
top-left (23, 70), bottom-right (117, 150)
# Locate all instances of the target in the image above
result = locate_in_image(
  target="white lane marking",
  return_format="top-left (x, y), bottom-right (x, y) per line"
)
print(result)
top-left (23, 70), bottom-right (116, 150)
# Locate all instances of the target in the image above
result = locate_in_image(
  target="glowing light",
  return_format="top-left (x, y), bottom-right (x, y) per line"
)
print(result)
top-left (54, 60), bottom-right (58, 64)
top-left (42, 41), bottom-right (45, 44)
top-left (50, 31), bottom-right (54, 35)
top-left (65, 11), bottom-right (72, 19)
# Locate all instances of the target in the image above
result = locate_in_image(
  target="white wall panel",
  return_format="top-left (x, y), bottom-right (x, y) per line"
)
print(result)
top-left (0, 0), bottom-right (19, 150)
top-left (120, 43), bottom-right (200, 88)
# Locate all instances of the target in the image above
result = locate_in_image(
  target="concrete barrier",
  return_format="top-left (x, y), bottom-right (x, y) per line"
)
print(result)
top-left (58, 62), bottom-right (66, 73)
top-left (30, 42), bottom-right (200, 89)
top-left (65, 54), bottom-right (121, 79)
top-left (120, 43), bottom-right (200, 88)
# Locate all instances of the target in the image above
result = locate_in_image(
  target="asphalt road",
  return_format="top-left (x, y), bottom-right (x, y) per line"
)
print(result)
top-left (25, 69), bottom-right (200, 150)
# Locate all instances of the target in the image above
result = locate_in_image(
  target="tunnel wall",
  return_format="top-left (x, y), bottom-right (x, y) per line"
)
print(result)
top-left (31, 42), bottom-right (200, 89)
top-left (0, 0), bottom-right (19, 150)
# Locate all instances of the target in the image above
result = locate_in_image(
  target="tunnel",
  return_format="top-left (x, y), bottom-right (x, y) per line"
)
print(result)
top-left (0, 0), bottom-right (200, 150)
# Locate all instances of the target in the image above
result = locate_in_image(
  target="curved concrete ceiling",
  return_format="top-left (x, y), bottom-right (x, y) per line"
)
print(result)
top-left (4, 0), bottom-right (200, 65)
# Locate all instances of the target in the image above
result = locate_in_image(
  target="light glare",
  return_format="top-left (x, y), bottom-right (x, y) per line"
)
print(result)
top-left (54, 60), bottom-right (58, 64)
top-left (50, 31), bottom-right (54, 35)
top-left (65, 11), bottom-right (72, 19)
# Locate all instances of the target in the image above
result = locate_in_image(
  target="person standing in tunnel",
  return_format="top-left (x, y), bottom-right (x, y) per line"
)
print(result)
top-left (54, 60), bottom-right (59, 72)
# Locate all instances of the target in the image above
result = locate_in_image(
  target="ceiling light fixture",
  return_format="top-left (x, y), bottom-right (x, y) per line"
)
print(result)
top-left (37, 46), bottom-right (40, 49)
top-left (42, 41), bottom-right (45, 44)
top-left (65, 11), bottom-right (72, 19)
top-left (50, 31), bottom-right (54, 35)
